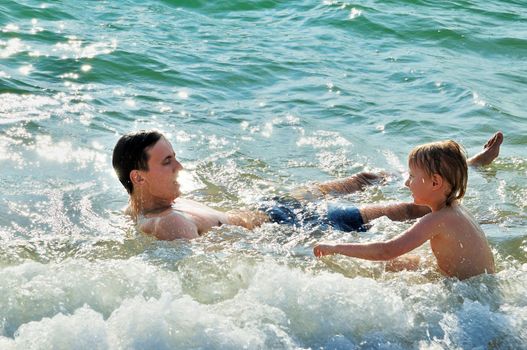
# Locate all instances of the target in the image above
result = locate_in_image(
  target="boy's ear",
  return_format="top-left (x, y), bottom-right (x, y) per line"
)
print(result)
top-left (130, 170), bottom-right (145, 186)
top-left (431, 174), bottom-right (444, 190)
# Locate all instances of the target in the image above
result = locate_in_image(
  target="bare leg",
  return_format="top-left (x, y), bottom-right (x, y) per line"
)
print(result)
top-left (467, 131), bottom-right (503, 167)
top-left (290, 171), bottom-right (387, 201)
top-left (317, 171), bottom-right (388, 195)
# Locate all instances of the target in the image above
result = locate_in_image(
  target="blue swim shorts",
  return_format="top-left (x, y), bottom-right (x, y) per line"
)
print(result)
top-left (260, 197), bottom-right (367, 232)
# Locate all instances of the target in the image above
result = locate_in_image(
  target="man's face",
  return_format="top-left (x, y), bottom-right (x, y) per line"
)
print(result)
top-left (141, 137), bottom-right (183, 202)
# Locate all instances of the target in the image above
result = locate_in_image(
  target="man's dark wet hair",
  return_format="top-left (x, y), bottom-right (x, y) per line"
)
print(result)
top-left (112, 130), bottom-right (164, 194)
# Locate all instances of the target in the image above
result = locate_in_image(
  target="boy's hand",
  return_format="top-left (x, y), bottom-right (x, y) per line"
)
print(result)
top-left (313, 243), bottom-right (336, 257)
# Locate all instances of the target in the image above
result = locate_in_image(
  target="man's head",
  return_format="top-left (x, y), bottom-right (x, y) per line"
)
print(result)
top-left (113, 130), bottom-right (183, 200)
top-left (408, 140), bottom-right (468, 206)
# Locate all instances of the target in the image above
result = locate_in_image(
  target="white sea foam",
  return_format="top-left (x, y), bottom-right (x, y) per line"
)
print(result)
top-left (2, 307), bottom-right (108, 350)
top-left (0, 255), bottom-right (526, 348)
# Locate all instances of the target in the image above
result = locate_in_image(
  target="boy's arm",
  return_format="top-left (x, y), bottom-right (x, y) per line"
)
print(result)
top-left (359, 202), bottom-right (431, 223)
top-left (314, 214), bottom-right (437, 260)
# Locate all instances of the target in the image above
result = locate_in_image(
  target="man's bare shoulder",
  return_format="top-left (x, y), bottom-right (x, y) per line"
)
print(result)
top-left (139, 209), bottom-right (199, 240)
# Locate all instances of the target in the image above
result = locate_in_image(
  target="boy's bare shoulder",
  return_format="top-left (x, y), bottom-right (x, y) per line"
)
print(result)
top-left (421, 205), bottom-right (459, 222)
top-left (416, 205), bottom-right (473, 240)
top-left (408, 208), bottom-right (454, 238)
top-left (412, 209), bottom-right (443, 225)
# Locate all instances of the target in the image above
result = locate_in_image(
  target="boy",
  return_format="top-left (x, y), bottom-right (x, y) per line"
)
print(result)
top-left (313, 140), bottom-right (496, 280)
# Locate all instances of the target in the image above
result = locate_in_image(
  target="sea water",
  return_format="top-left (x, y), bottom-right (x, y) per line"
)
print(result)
top-left (0, 0), bottom-right (526, 348)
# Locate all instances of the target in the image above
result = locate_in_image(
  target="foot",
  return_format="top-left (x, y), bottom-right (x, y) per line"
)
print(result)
top-left (467, 131), bottom-right (503, 167)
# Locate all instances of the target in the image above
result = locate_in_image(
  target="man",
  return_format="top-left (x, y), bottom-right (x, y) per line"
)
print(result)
top-left (112, 131), bottom-right (269, 239)
top-left (112, 130), bottom-right (503, 240)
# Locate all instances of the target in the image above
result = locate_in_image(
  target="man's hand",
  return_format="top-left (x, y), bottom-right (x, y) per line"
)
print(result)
top-left (227, 210), bottom-right (269, 229)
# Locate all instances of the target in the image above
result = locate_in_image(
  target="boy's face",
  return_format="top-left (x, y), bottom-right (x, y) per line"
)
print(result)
top-left (140, 137), bottom-right (183, 202)
top-left (405, 163), bottom-right (433, 206)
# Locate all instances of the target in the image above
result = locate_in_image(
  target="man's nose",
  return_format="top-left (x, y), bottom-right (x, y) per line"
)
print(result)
top-left (404, 178), bottom-right (409, 187)
top-left (174, 160), bottom-right (183, 171)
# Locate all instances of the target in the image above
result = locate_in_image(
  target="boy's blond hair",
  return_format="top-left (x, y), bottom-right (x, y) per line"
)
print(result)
top-left (408, 140), bottom-right (468, 206)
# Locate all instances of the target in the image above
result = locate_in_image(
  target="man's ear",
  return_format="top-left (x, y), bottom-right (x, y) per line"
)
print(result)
top-left (431, 174), bottom-right (444, 190)
top-left (130, 170), bottom-right (145, 186)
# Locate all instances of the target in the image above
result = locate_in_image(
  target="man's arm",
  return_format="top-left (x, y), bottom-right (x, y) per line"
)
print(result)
top-left (227, 210), bottom-right (269, 229)
top-left (314, 214), bottom-right (438, 260)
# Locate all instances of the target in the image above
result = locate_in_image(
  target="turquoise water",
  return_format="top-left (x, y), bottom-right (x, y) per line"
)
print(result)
top-left (1, 0), bottom-right (526, 348)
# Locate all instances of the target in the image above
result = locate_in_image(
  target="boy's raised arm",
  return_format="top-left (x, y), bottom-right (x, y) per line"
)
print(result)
top-left (314, 215), bottom-right (438, 260)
